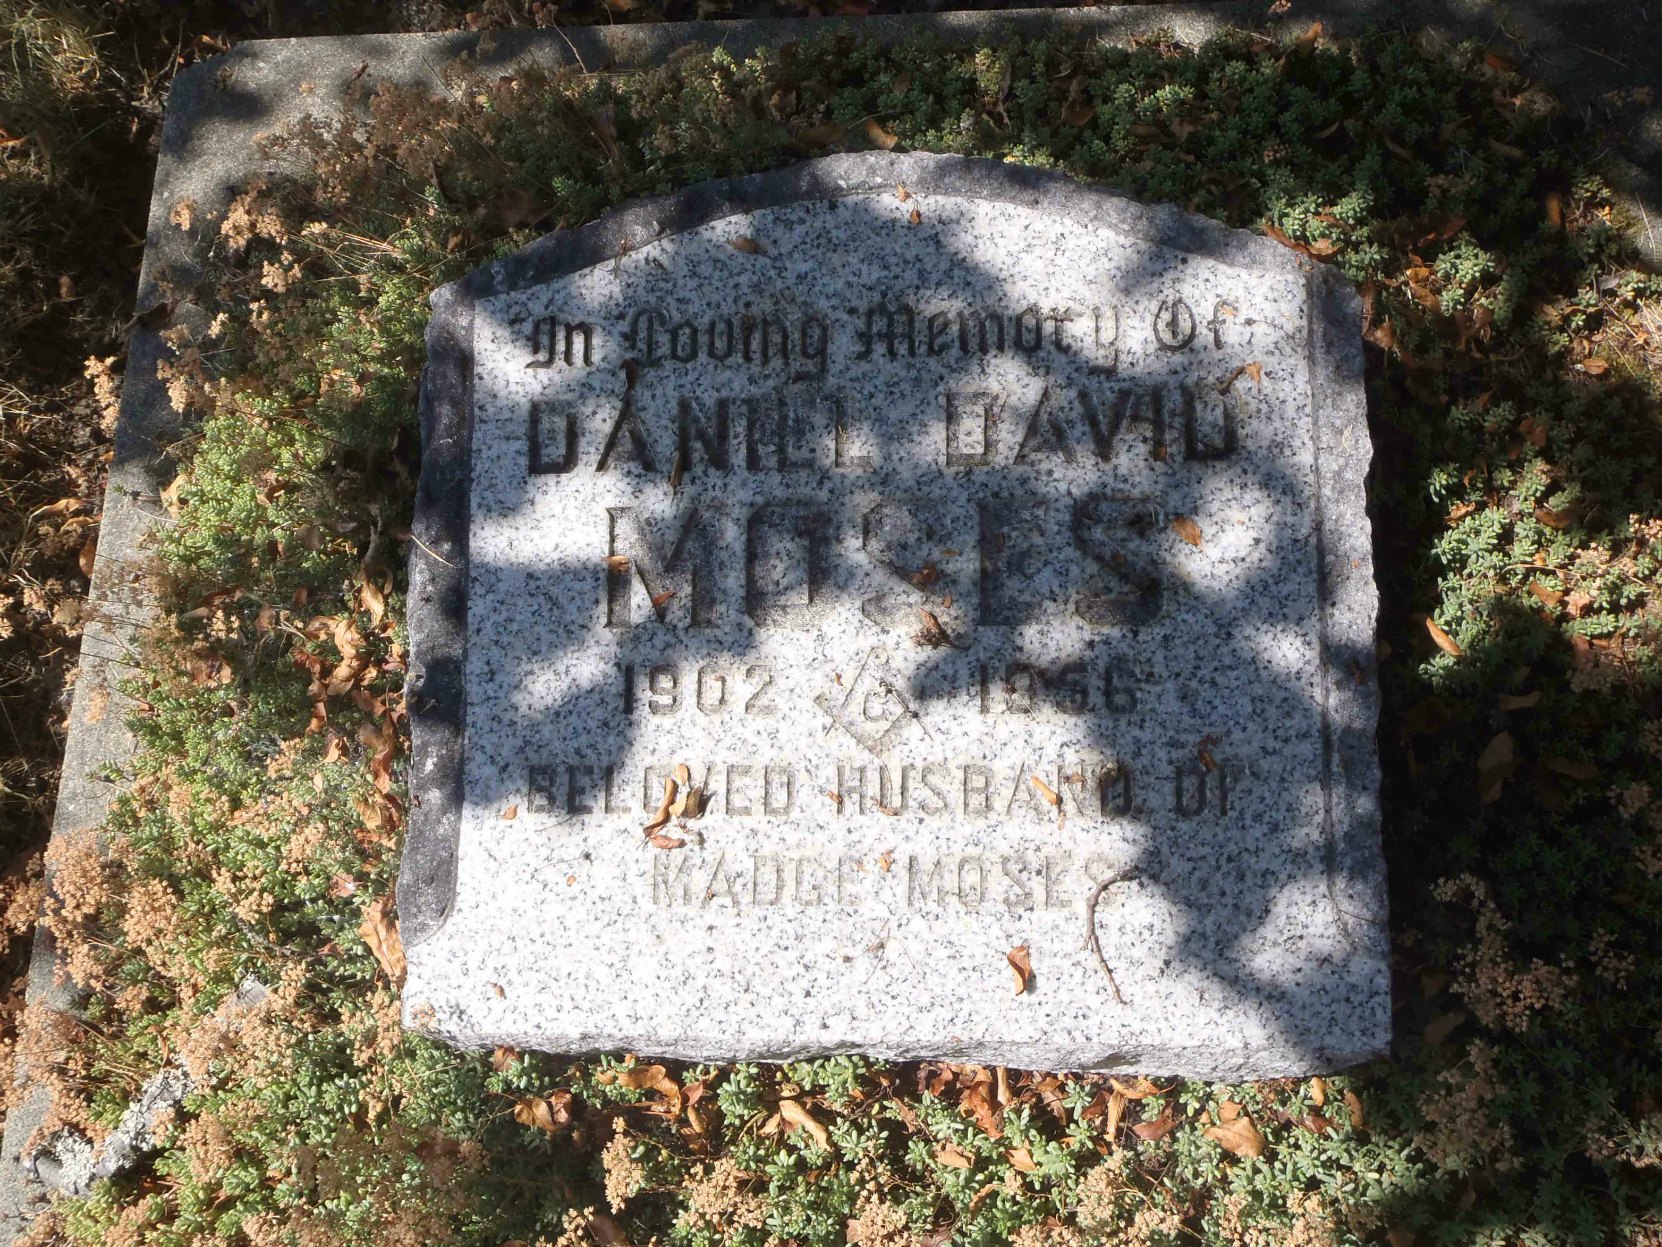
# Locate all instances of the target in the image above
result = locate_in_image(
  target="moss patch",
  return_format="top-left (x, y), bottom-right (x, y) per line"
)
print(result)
top-left (23, 25), bottom-right (1662, 1247)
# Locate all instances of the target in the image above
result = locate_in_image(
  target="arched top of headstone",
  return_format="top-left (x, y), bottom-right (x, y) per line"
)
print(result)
top-left (399, 152), bottom-right (1382, 1077)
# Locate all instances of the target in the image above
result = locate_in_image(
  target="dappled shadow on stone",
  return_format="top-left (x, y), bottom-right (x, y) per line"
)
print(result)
top-left (402, 156), bottom-right (1387, 1078)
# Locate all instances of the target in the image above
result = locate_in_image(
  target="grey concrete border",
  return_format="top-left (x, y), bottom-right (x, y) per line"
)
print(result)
top-left (6, 0), bottom-right (1657, 1236)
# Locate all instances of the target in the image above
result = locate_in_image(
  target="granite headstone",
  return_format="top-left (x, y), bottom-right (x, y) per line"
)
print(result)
top-left (398, 152), bottom-right (1386, 1077)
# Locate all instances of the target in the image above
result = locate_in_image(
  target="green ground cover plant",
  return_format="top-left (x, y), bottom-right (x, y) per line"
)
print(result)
top-left (16, 22), bottom-right (1662, 1247)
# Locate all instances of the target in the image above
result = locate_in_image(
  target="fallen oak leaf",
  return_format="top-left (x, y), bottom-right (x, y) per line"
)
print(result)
top-left (617, 1063), bottom-right (671, 1092)
top-left (1131, 1109), bottom-right (1177, 1142)
top-left (913, 609), bottom-right (961, 649)
top-left (1543, 755), bottom-right (1599, 781)
top-left (779, 1098), bottom-right (831, 1149)
top-left (1109, 1076), bottom-right (1163, 1100)
top-left (1528, 581), bottom-right (1565, 609)
top-left (358, 895), bottom-right (405, 987)
top-left (513, 1090), bottom-right (574, 1135)
top-left (1344, 1090), bottom-right (1365, 1129)
top-left (1204, 1113), bottom-right (1267, 1158)
top-left (1006, 1145), bottom-right (1039, 1172)
top-left (644, 775), bottom-right (678, 835)
top-left (1007, 945), bottom-right (1033, 995)
top-left (864, 118), bottom-right (899, 150)
top-left (1425, 618), bottom-right (1463, 657)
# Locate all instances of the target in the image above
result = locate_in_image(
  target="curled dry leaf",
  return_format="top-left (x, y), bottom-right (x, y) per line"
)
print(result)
top-left (1343, 1089), bottom-right (1365, 1129)
top-left (1006, 1145), bottom-right (1038, 1173)
top-left (1476, 730), bottom-right (1514, 804)
top-left (500, 804), bottom-right (519, 820)
top-left (1171, 515), bottom-right (1203, 547)
top-left (1006, 944), bottom-right (1033, 995)
top-left (1425, 618), bottom-right (1463, 657)
top-left (800, 120), bottom-right (845, 147)
top-left (864, 118), bottom-right (899, 151)
top-left (513, 1090), bottom-right (574, 1135)
top-left (358, 894), bottom-right (405, 987)
top-left (914, 609), bottom-right (959, 649)
top-left (617, 1063), bottom-right (672, 1092)
top-left (779, 1098), bottom-right (831, 1149)
top-left (1543, 755), bottom-right (1599, 781)
top-left (1528, 581), bottom-right (1565, 609)
top-left (1131, 1109), bottom-right (1177, 1142)
top-left (605, 554), bottom-right (630, 573)
top-left (1029, 777), bottom-right (1060, 808)
top-left (360, 576), bottom-right (385, 625)
top-left (895, 182), bottom-right (911, 202)
top-left (1104, 1089), bottom-right (1126, 1139)
top-left (1309, 1076), bottom-right (1327, 1107)
top-left (78, 537), bottom-right (97, 578)
top-left (909, 205), bottom-right (923, 226)
top-left (644, 775), bottom-right (677, 835)
top-left (935, 1141), bottom-right (975, 1169)
top-left (1204, 1113), bottom-right (1267, 1158)
top-left (729, 236), bottom-right (763, 255)
top-left (1109, 1076), bottom-right (1162, 1100)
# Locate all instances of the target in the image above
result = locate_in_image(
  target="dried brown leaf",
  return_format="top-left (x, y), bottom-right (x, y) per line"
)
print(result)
top-left (1030, 777), bottom-right (1060, 808)
top-left (617, 1063), bottom-right (670, 1092)
top-left (1171, 515), bottom-right (1204, 547)
top-left (1528, 582), bottom-right (1565, 609)
top-left (935, 1141), bottom-right (975, 1169)
top-left (1006, 1145), bottom-right (1039, 1172)
top-left (729, 236), bottom-right (764, 255)
top-left (1543, 755), bottom-right (1599, 781)
top-left (358, 895), bottom-right (405, 987)
top-left (644, 775), bottom-right (677, 835)
top-left (779, 1098), bottom-right (831, 1149)
top-left (1109, 1076), bottom-right (1162, 1100)
top-left (1204, 1113), bottom-right (1267, 1158)
top-left (514, 1090), bottom-right (573, 1135)
top-left (1131, 1109), bottom-right (1177, 1142)
top-left (1007, 945), bottom-right (1033, 995)
top-left (1425, 618), bottom-right (1463, 657)
top-left (864, 118), bottom-right (899, 150)
top-left (1344, 1090), bottom-right (1365, 1129)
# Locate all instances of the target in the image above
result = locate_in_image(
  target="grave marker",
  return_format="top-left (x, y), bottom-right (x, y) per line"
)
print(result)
top-left (399, 152), bottom-right (1386, 1076)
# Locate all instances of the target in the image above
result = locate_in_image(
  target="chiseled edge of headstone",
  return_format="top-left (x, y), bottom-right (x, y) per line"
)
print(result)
top-left (1306, 263), bottom-right (1391, 1063)
top-left (398, 151), bottom-right (1386, 1017)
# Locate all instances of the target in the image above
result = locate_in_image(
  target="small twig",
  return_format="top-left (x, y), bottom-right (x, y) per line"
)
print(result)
top-left (409, 530), bottom-right (456, 568)
top-left (1084, 868), bottom-right (1141, 1005)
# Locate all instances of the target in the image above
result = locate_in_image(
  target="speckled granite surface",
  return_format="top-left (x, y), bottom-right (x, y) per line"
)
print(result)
top-left (400, 152), bottom-right (1386, 1076)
